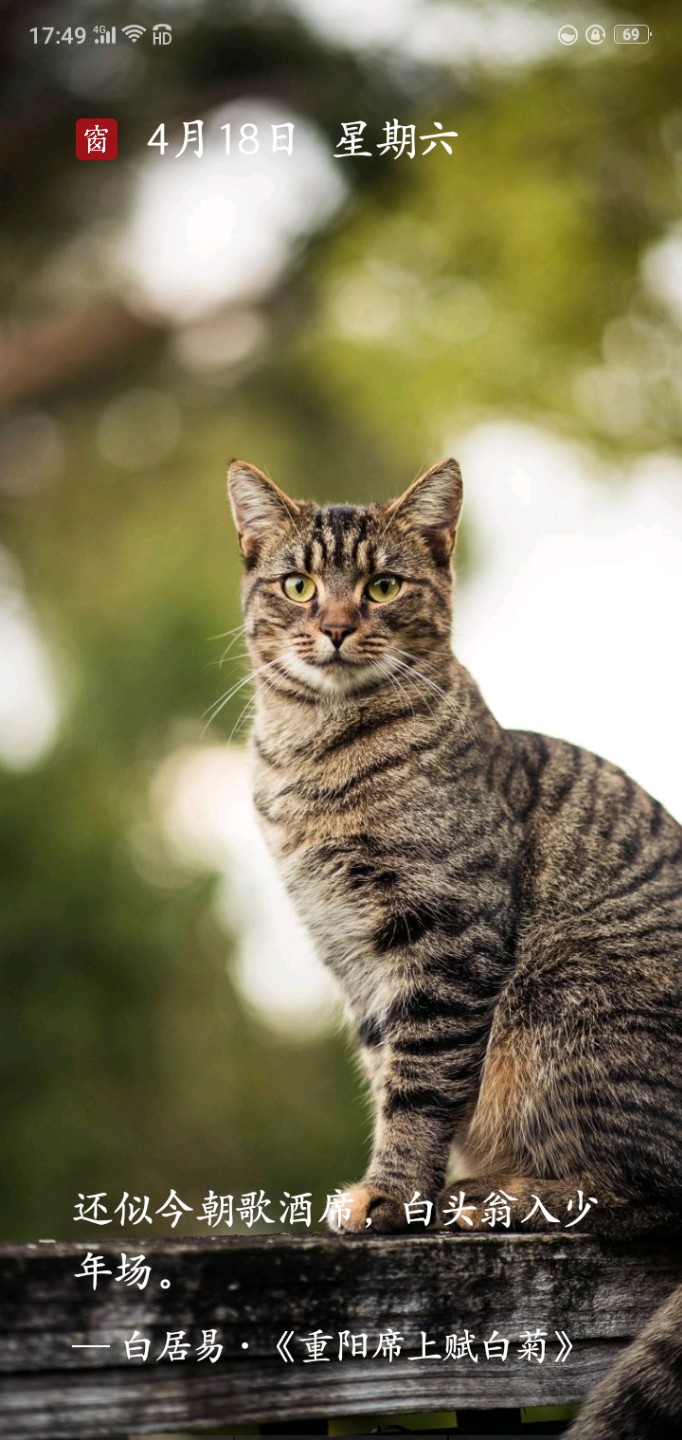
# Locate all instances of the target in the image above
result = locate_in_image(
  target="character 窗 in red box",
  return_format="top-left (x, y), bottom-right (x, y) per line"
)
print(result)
top-left (75, 118), bottom-right (118, 161)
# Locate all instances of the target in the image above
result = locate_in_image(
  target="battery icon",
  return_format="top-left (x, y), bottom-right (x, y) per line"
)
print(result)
top-left (614, 24), bottom-right (651, 43)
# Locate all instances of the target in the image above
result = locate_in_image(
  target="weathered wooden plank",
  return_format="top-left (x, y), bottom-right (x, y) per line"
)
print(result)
top-left (0, 1234), bottom-right (678, 1438)
top-left (0, 1348), bottom-right (623, 1438)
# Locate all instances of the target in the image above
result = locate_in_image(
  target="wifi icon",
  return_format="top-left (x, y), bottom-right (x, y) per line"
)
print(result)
top-left (122, 24), bottom-right (147, 43)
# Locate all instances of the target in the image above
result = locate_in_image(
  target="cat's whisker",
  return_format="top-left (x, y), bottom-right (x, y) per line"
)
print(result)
top-left (206, 622), bottom-right (248, 644)
top-left (207, 647), bottom-right (252, 671)
top-left (391, 664), bottom-right (437, 719)
top-left (385, 656), bottom-right (443, 714)
top-left (394, 647), bottom-right (443, 674)
top-left (390, 667), bottom-right (453, 719)
top-left (218, 638), bottom-right (250, 665)
top-left (201, 658), bottom-right (282, 735)
top-left (204, 624), bottom-right (252, 671)
top-left (371, 658), bottom-right (403, 711)
top-left (392, 650), bottom-right (449, 698)
top-left (393, 670), bottom-right (442, 707)
top-left (226, 694), bottom-right (258, 746)
top-left (381, 660), bottom-right (419, 718)
top-left (372, 657), bottom-right (422, 721)
top-left (218, 626), bottom-right (253, 665)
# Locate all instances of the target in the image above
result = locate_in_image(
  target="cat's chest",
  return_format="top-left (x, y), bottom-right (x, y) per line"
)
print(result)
top-left (252, 753), bottom-right (410, 1002)
top-left (260, 792), bottom-right (379, 963)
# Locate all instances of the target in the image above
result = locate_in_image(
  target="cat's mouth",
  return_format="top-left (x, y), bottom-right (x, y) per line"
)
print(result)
top-left (282, 649), bottom-right (384, 695)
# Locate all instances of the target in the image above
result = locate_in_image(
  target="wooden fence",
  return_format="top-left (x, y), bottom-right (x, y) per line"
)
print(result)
top-left (1, 1233), bottom-right (680, 1438)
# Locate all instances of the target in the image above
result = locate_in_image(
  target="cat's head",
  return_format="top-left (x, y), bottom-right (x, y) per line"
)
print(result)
top-left (227, 459), bottom-right (463, 698)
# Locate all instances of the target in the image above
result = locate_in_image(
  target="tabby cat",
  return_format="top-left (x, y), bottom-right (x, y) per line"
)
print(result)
top-left (227, 457), bottom-right (682, 1439)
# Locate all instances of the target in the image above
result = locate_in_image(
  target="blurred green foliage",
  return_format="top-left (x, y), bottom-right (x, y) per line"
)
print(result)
top-left (0, 0), bottom-right (681, 1239)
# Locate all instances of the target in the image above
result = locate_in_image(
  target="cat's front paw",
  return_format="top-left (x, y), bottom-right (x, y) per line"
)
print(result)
top-left (327, 1183), bottom-right (415, 1235)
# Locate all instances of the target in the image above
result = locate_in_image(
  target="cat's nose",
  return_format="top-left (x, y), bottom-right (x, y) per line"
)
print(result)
top-left (321, 620), bottom-right (356, 650)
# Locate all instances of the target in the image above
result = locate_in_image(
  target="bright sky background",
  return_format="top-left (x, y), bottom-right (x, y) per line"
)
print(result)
top-left (287, 0), bottom-right (558, 66)
top-left (0, 549), bottom-right (60, 770)
top-left (122, 102), bottom-right (346, 322)
top-left (454, 422), bottom-right (682, 819)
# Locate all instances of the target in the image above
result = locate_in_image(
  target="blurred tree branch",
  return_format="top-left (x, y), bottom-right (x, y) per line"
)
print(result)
top-left (0, 305), bottom-right (165, 408)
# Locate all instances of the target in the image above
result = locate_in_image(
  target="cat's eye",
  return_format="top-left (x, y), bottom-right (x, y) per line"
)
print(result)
top-left (282, 573), bottom-right (316, 603)
top-left (366, 574), bottom-right (402, 603)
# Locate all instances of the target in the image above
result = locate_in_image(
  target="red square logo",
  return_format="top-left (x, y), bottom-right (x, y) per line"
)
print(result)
top-left (75, 118), bottom-right (118, 161)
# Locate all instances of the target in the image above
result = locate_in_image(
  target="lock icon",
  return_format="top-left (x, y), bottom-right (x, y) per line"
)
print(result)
top-left (586, 24), bottom-right (606, 44)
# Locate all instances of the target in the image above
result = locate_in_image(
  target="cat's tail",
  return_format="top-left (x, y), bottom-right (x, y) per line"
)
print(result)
top-left (567, 1280), bottom-right (682, 1439)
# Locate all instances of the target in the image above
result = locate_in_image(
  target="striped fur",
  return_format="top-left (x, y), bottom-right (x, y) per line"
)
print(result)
top-left (227, 458), bottom-right (682, 1438)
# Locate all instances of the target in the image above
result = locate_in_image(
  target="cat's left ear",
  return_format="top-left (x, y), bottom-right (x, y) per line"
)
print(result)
top-left (385, 459), bottom-right (463, 563)
top-left (227, 460), bottom-right (300, 562)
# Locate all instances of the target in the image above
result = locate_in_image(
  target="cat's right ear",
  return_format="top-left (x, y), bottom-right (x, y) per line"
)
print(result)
top-left (227, 461), bottom-right (300, 563)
